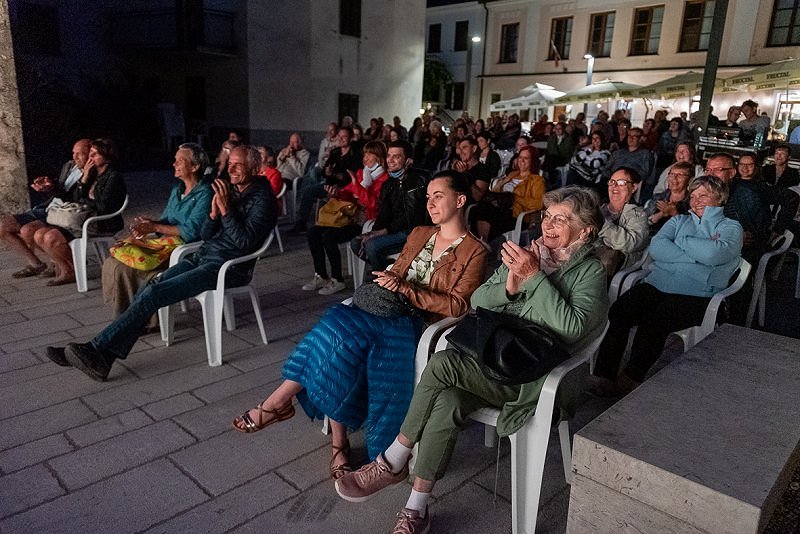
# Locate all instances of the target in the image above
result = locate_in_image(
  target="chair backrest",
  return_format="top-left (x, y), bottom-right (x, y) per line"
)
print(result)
top-left (276, 182), bottom-right (287, 199)
top-left (80, 194), bottom-right (129, 235)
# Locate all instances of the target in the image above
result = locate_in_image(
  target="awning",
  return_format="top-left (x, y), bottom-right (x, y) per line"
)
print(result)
top-left (490, 83), bottom-right (565, 112)
top-left (725, 58), bottom-right (800, 91)
top-left (634, 71), bottom-right (722, 99)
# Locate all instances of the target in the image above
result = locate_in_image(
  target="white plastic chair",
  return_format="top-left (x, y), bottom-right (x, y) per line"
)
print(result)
top-left (772, 246), bottom-right (800, 299)
top-left (267, 183), bottom-right (286, 254)
top-left (607, 252), bottom-right (651, 305)
top-left (422, 319), bottom-right (608, 534)
top-left (346, 220), bottom-right (375, 290)
top-left (70, 195), bottom-right (129, 292)
top-left (157, 233), bottom-right (277, 366)
top-left (620, 257), bottom-right (751, 352)
top-left (502, 210), bottom-right (539, 245)
top-left (746, 230), bottom-right (793, 327)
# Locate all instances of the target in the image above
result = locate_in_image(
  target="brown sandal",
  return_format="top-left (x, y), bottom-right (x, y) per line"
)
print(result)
top-left (330, 441), bottom-right (353, 480)
top-left (232, 402), bottom-right (295, 433)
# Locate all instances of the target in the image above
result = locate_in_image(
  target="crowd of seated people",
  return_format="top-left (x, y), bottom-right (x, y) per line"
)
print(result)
top-left (17, 104), bottom-right (800, 534)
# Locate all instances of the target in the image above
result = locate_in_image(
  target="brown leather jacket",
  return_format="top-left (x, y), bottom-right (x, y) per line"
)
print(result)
top-left (389, 226), bottom-right (486, 323)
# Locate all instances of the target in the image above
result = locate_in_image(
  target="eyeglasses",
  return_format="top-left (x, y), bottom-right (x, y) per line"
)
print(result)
top-left (541, 211), bottom-right (572, 226)
top-left (704, 167), bottom-right (734, 173)
top-left (608, 178), bottom-right (633, 186)
top-left (667, 172), bottom-right (690, 178)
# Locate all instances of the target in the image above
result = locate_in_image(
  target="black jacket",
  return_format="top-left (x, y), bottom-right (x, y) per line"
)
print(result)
top-left (374, 169), bottom-right (428, 235)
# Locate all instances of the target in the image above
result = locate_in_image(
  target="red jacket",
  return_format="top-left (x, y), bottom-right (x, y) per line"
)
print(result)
top-left (337, 168), bottom-right (388, 221)
top-left (260, 167), bottom-right (283, 212)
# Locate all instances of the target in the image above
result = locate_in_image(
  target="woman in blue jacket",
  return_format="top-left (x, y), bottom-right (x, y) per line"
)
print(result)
top-left (591, 174), bottom-right (743, 395)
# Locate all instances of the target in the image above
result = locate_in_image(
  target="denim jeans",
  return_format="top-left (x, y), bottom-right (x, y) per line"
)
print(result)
top-left (349, 231), bottom-right (408, 272)
top-left (92, 254), bottom-right (246, 359)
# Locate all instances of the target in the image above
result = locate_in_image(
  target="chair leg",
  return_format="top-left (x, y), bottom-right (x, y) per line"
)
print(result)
top-left (158, 305), bottom-right (174, 345)
top-left (757, 282), bottom-right (767, 327)
top-left (274, 227), bottom-right (284, 253)
top-left (484, 424), bottom-right (498, 448)
top-left (70, 239), bottom-right (88, 293)
top-left (246, 286), bottom-right (268, 345)
top-left (558, 420), bottom-right (573, 485)
top-left (509, 423), bottom-right (549, 534)
top-left (223, 294), bottom-right (236, 331)
top-left (199, 292), bottom-right (224, 367)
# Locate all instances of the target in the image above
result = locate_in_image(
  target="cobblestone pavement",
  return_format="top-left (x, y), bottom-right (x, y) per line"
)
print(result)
top-left (0, 171), bottom-right (796, 533)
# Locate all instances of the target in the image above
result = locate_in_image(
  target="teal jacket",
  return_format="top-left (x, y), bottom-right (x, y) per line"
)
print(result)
top-left (470, 243), bottom-right (608, 437)
top-left (645, 207), bottom-right (743, 297)
top-left (160, 181), bottom-right (213, 243)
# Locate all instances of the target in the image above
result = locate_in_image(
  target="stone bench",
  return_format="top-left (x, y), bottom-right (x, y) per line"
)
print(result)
top-left (566, 324), bottom-right (800, 534)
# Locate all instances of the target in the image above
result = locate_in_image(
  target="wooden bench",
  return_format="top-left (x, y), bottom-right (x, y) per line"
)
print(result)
top-left (566, 324), bottom-right (800, 534)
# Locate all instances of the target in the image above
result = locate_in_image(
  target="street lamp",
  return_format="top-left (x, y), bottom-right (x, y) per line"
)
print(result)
top-left (583, 53), bottom-right (594, 115)
top-left (465, 35), bottom-right (481, 116)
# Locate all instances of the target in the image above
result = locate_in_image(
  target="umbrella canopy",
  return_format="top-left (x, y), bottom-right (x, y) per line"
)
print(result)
top-left (634, 71), bottom-right (721, 99)
top-left (490, 83), bottom-right (565, 112)
top-left (556, 79), bottom-right (642, 104)
top-left (725, 58), bottom-right (800, 90)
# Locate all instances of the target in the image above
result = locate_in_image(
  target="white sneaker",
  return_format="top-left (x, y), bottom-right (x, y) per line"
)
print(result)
top-left (318, 279), bottom-right (346, 295)
top-left (302, 274), bottom-right (326, 291)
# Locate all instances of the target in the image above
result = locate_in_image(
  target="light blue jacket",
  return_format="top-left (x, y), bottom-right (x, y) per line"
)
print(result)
top-left (645, 206), bottom-right (743, 297)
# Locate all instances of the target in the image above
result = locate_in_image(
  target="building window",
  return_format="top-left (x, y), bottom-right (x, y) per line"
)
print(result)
top-left (630, 6), bottom-right (664, 55)
top-left (446, 83), bottom-right (465, 110)
top-left (428, 23), bottom-right (441, 53)
top-left (338, 93), bottom-right (359, 123)
top-left (340, 0), bottom-right (361, 38)
top-left (548, 17), bottom-right (572, 60)
top-left (15, 2), bottom-right (61, 55)
top-left (454, 20), bottom-right (469, 51)
top-left (767, 0), bottom-right (800, 47)
top-left (679, 0), bottom-right (715, 52)
top-left (588, 12), bottom-right (615, 57)
top-left (490, 93), bottom-right (502, 105)
top-left (499, 23), bottom-right (519, 63)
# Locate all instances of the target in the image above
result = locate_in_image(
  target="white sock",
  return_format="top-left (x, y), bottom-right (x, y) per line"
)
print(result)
top-left (383, 438), bottom-right (412, 473)
top-left (404, 489), bottom-right (430, 516)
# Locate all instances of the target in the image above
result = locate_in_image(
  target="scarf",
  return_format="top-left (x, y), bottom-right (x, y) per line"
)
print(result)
top-left (534, 236), bottom-right (588, 275)
top-left (359, 163), bottom-right (385, 188)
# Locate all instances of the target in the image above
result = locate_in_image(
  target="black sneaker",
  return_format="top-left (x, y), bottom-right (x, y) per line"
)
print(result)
top-left (45, 346), bottom-right (70, 367)
top-left (65, 342), bottom-right (113, 382)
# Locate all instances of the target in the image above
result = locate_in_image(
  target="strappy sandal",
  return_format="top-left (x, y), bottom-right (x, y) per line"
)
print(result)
top-left (232, 402), bottom-right (295, 433)
top-left (330, 441), bottom-right (353, 480)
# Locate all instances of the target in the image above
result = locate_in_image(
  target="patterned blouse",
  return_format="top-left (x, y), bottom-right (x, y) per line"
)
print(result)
top-left (406, 232), bottom-right (465, 286)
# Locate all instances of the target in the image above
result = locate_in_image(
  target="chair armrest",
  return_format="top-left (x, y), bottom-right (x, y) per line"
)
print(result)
top-left (81, 195), bottom-right (129, 234)
top-left (214, 237), bottom-right (273, 292)
top-left (700, 259), bottom-right (751, 334)
top-left (415, 318), bottom-right (462, 386)
top-left (620, 269), bottom-right (649, 294)
top-left (608, 251), bottom-right (650, 304)
top-left (168, 241), bottom-right (203, 267)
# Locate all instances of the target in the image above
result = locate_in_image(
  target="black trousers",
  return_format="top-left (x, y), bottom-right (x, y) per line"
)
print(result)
top-left (307, 224), bottom-right (361, 281)
top-left (594, 283), bottom-right (710, 382)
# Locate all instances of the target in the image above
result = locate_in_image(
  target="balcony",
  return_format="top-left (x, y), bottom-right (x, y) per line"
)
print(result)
top-left (108, 8), bottom-right (237, 56)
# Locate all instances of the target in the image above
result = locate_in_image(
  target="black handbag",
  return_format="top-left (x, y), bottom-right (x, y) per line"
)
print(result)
top-left (445, 307), bottom-right (569, 385)
top-left (352, 282), bottom-right (419, 318)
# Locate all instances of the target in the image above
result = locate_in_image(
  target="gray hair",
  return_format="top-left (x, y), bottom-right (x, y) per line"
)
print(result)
top-left (178, 143), bottom-right (210, 176)
top-left (430, 120), bottom-right (442, 132)
top-left (543, 186), bottom-right (605, 238)
top-left (688, 175), bottom-right (729, 205)
top-left (230, 144), bottom-right (261, 176)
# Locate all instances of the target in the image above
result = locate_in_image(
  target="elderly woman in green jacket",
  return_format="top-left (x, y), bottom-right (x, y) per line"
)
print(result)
top-left (334, 186), bottom-right (609, 533)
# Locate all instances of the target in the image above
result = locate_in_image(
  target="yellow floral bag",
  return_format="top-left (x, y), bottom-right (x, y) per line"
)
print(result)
top-left (109, 236), bottom-right (184, 271)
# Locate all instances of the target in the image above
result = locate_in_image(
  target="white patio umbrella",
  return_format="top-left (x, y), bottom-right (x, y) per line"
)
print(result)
top-left (490, 83), bottom-right (565, 112)
top-left (555, 79), bottom-right (642, 104)
top-left (725, 58), bottom-right (800, 90)
top-left (634, 71), bottom-right (721, 99)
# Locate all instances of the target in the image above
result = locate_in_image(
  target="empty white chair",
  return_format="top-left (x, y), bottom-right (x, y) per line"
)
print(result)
top-left (746, 229), bottom-right (793, 327)
top-left (157, 233), bottom-right (277, 366)
top-left (70, 195), bottom-right (129, 292)
top-left (347, 219), bottom-right (374, 290)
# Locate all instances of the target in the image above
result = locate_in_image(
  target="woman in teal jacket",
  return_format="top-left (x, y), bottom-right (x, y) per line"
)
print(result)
top-left (591, 175), bottom-right (743, 396)
top-left (334, 186), bottom-right (609, 532)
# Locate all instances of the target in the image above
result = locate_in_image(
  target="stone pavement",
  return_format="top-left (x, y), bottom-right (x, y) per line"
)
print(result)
top-left (0, 171), bottom-right (797, 533)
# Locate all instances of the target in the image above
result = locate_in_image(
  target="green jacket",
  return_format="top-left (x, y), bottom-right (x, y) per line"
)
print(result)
top-left (470, 243), bottom-right (608, 437)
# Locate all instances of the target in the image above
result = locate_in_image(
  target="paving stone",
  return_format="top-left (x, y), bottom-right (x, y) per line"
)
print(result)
top-left (169, 415), bottom-right (329, 495)
top-left (145, 472), bottom-right (298, 534)
top-left (223, 338), bottom-right (296, 373)
top-left (0, 433), bottom-right (74, 473)
top-left (65, 408), bottom-right (154, 447)
top-left (0, 365), bottom-right (135, 420)
top-left (0, 329), bottom-right (74, 355)
top-left (0, 361), bottom-right (69, 389)
top-left (0, 464), bottom-right (65, 519)
top-left (49, 420), bottom-right (196, 490)
top-left (1, 314), bottom-right (83, 343)
top-left (66, 305), bottom-right (116, 327)
top-left (433, 481), bottom-right (513, 534)
top-left (258, 309), bottom-right (322, 341)
top-left (192, 361), bottom-right (283, 404)
top-left (0, 311), bottom-right (25, 326)
top-left (142, 393), bottom-right (206, 420)
top-left (0, 460), bottom-right (207, 532)
top-left (0, 349), bottom-right (42, 373)
top-left (0, 399), bottom-right (98, 450)
top-left (81, 363), bottom-right (239, 417)
top-left (19, 295), bottom-right (101, 320)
